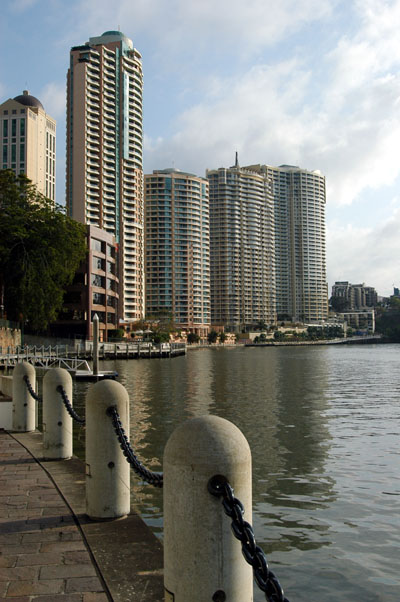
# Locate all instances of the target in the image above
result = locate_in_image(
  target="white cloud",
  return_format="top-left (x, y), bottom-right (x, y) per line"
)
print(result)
top-left (40, 82), bottom-right (66, 122)
top-left (327, 207), bottom-right (400, 296)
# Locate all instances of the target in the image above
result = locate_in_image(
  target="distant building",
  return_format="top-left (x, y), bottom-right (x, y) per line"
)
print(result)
top-left (0, 90), bottom-right (56, 200)
top-left (339, 310), bottom-right (375, 333)
top-left (144, 169), bottom-right (210, 338)
top-left (331, 281), bottom-right (377, 310)
top-left (246, 164), bottom-right (328, 323)
top-left (66, 31), bottom-right (144, 323)
top-left (207, 158), bottom-right (276, 331)
top-left (50, 226), bottom-right (119, 341)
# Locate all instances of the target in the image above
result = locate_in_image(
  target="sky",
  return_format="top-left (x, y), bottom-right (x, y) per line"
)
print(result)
top-left (1, 0), bottom-right (399, 297)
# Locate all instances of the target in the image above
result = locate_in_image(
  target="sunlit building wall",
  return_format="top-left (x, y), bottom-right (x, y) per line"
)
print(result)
top-left (207, 159), bottom-right (276, 331)
top-left (0, 90), bottom-right (56, 200)
top-left (144, 169), bottom-right (210, 337)
top-left (66, 31), bottom-right (144, 323)
top-left (246, 164), bottom-right (328, 323)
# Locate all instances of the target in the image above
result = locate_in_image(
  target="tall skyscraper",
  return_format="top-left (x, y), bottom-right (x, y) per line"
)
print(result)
top-left (247, 164), bottom-right (328, 323)
top-left (66, 31), bottom-right (144, 323)
top-left (0, 90), bottom-right (56, 200)
top-left (144, 169), bottom-right (210, 337)
top-left (207, 158), bottom-right (276, 331)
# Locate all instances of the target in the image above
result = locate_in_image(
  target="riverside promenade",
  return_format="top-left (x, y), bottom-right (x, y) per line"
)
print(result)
top-left (0, 428), bottom-right (164, 602)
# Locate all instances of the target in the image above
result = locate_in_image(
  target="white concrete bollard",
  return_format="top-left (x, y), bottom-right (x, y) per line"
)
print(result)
top-left (85, 379), bottom-right (130, 519)
top-left (164, 415), bottom-right (253, 601)
top-left (12, 362), bottom-right (36, 432)
top-left (42, 368), bottom-right (73, 460)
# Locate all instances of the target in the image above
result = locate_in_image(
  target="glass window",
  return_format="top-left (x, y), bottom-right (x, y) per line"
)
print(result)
top-left (2, 145), bottom-right (7, 163)
top-left (11, 119), bottom-right (16, 137)
top-left (20, 143), bottom-right (25, 162)
top-left (92, 256), bottom-right (103, 271)
top-left (3, 120), bottom-right (8, 138)
top-left (91, 274), bottom-right (104, 287)
top-left (93, 292), bottom-right (105, 305)
top-left (11, 145), bottom-right (16, 163)
top-left (106, 261), bottom-right (114, 274)
top-left (106, 278), bottom-right (115, 291)
top-left (20, 118), bottom-right (25, 136)
top-left (90, 238), bottom-right (102, 252)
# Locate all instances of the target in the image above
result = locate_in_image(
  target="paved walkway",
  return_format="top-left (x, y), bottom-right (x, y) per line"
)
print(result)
top-left (0, 430), bottom-right (109, 601)
top-left (0, 430), bottom-right (164, 602)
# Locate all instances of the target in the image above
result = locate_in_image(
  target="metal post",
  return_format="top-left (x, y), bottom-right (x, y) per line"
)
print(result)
top-left (85, 380), bottom-right (130, 519)
top-left (42, 368), bottom-right (73, 459)
top-left (163, 415), bottom-right (253, 601)
top-left (93, 313), bottom-right (99, 376)
top-left (12, 362), bottom-right (36, 432)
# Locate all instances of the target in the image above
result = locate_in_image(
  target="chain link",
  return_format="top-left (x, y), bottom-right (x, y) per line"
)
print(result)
top-left (23, 375), bottom-right (42, 402)
top-left (106, 405), bottom-right (163, 488)
top-left (56, 385), bottom-right (85, 424)
top-left (208, 475), bottom-right (290, 602)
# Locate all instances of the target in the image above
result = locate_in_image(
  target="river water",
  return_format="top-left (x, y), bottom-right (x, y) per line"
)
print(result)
top-left (73, 344), bottom-right (400, 601)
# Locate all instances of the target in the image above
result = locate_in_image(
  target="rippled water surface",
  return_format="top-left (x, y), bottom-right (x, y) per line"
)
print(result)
top-left (74, 344), bottom-right (400, 601)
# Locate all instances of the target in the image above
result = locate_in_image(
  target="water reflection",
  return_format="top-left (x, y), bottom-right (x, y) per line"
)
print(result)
top-left (72, 345), bottom-right (400, 602)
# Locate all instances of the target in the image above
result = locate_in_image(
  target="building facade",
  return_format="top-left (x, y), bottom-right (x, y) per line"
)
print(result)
top-left (247, 164), bottom-right (328, 323)
top-left (0, 90), bottom-right (56, 200)
top-left (66, 31), bottom-right (144, 323)
top-left (51, 226), bottom-right (119, 341)
top-left (144, 169), bottom-right (210, 337)
top-left (207, 159), bottom-right (276, 331)
top-left (331, 281), bottom-right (378, 310)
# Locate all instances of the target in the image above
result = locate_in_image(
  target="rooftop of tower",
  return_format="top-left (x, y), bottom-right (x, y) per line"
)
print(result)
top-left (13, 90), bottom-right (44, 110)
top-left (153, 168), bottom-right (200, 178)
top-left (88, 30), bottom-right (133, 50)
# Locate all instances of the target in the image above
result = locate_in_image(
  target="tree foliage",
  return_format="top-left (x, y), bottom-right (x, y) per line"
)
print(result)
top-left (0, 170), bottom-right (87, 331)
top-left (375, 297), bottom-right (400, 341)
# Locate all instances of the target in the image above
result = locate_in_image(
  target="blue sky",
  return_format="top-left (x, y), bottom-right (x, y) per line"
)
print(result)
top-left (1, 0), bottom-right (400, 297)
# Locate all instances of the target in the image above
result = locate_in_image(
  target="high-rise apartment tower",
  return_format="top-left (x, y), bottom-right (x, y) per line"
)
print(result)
top-left (248, 164), bottom-right (328, 323)
top-left (0, 90), bottom-right (56, 200)
top-left (145, 169), bottom-right (210, 337)
top-left (66, 31), bottom-right (144, 322)
top-left (207, 158), bottom-right (276, 331)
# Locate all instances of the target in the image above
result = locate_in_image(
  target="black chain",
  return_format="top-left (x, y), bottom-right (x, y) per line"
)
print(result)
top-left (23, 375), bottom-right (42, 402)
top-left (106, 405), bottom-right (163, 488)
top-left (56, 385), bottom-right (85, 424)
top-left (208, 475), bottom-right (290, 602)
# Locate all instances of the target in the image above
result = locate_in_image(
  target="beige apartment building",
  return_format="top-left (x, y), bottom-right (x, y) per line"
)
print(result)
top-left (0, 90), bottom-right (56, 200)
top-left (247, 164), bottom-right (328, 323)
top-left (144, 169), bottom-right (210, 338)
top-left (66, 31), bottom-right (144, 323)
top-left (207, 158), bottom-right (276, 331)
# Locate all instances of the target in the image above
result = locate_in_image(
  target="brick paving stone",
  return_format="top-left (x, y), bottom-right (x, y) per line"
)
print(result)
top-left (40, 563), bottom-right (97, 579)
top-left (31, 594), bottom-right (83, 602)
top-left (0, 555), bottom-right (17, 568)
top-left (66, 576), bottom-right (104, 593)
top-left (64, 550), bottom-right (93, 565)
top-left (0, 597), bottom-right (30, 602)
top-left (16, 552), bottom-right (64, 566)
top-left (6, 578), bottom-right (65, 596)
top-left (40, 541), bottom-right (87, 554)
top-left (0, 543), bottom-right (40, 555)
top-left (0, 566), bottom-right (39, 581)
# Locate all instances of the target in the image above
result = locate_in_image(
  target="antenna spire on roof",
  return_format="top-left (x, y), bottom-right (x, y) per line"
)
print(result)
top-left (235, 151), bottom-right (239, 168)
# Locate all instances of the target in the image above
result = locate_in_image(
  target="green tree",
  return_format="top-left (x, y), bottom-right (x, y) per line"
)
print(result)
top-left (219, 332), bottom-right (227, 343)
top-left (0, 170), bottom-right (86, 331)
top-left (187, 332), bottom-right (200, 344)
top-left (207, 330), bottom-right (218, 344)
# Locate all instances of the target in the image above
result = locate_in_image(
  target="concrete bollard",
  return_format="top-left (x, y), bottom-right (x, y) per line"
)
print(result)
top-left (163, 415), bottom-right (253, 601)
top-left (12, 362), bottom-right (36, 432)
top-left (85, 379), bottom-right (130, 519)
top-left (42, 368), bottom-right (73, 459)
